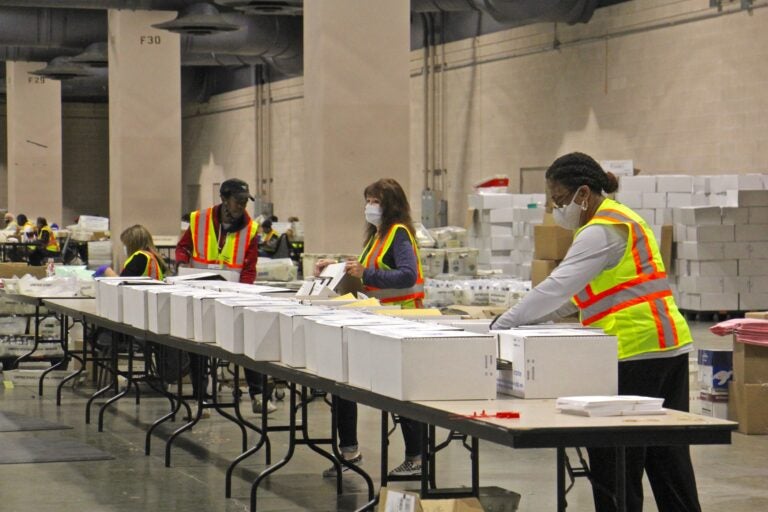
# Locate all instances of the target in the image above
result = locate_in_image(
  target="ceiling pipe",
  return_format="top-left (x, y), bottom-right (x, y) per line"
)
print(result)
top-left (0, 46), bottom-right (81, 61)
top-left (0, 1), bottom-right (199, 9)
top-left (0, 7), bottom-right (106, 49)
top-left (412, 0), bottom-right (599, 24)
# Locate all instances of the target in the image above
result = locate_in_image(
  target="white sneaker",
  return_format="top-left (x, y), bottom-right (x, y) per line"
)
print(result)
top-left (322, 453), bottom-right (362, 478)
top-left (388, 459), bottom-right (421, 477)
top-left (252, 398), bottom-right (277, 415)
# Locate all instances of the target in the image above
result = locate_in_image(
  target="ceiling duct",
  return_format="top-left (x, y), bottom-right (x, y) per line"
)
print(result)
top-left (69, 41), bottom-right (108, 67)
top-left (214, 0), bottom-right (302, 15)
top-left (0, 7), bottom-right (106, 49)
top-left (0, 1), bottom-right (200, 9)
top-left (412, 0), bottom-right (599, 24)
top-left (152, 3), bottom-right (240, 36)
top-left (29, 56), bottom-right (97, 80)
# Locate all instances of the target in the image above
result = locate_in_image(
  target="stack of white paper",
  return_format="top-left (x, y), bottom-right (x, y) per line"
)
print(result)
top-left (556, 396), bottom-right (665, 417)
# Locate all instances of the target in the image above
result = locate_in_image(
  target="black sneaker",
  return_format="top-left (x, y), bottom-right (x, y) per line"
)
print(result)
top-left (388, 459), bottom-right (421, 477)
top-left (322, 453), bottom-right (362, 478)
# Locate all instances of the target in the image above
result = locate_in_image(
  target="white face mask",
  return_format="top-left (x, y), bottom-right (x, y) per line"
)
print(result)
top-left (552, 188), bottom-right (587, 230)
top-left (364, 203), bottom-right (383, 226)
top-left (123, 245), bottom-right (128, 256)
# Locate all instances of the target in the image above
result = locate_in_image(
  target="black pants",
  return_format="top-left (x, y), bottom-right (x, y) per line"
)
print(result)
top-left (189, 354), bottom-right (265, 400)
top-left (587, 353), bottom-right (701, 512)
top-left (336, 397), bottom-right (422, 458)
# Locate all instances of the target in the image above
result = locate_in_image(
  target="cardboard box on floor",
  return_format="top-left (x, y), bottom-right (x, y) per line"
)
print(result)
top-left (728, 381), bottom-right (768, 434)
top-left (378, 487), bottom-right (484, 512)
top-left (732, 338), bottom-right (768, 384)
top-left (745, 312), bottom-right (768, 320)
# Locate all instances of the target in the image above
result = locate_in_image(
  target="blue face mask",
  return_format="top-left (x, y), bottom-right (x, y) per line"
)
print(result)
top-left (365, 204), bottom-right (382, 226)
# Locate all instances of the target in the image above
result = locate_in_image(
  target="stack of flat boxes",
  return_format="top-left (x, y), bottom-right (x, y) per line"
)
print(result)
top-left (468, 193), bottom-right (545, 280)
top-left (615, 173), bottom-right (768, 311)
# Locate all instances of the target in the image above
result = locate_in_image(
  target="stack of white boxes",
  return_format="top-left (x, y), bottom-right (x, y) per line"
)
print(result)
top-left (468, 193), bottom-right (545, 279)
top-left (616, 173), bottom-right (768, 311)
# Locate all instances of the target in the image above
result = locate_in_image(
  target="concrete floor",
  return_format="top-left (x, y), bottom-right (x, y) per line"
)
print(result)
top-left (1, 322), bottom-right (767, 512)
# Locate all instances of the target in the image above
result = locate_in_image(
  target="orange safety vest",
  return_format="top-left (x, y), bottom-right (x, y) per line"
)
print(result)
top-left (40, 225), bottom-right (59, 252)
top-left (359, 223), bottom-right (424, 308)
top-left (189, 207), bottom-right (258, 272)
top-left (123, 250), bottom-right (164, 280)
top-left (572, 199), bottom-right (691, 359)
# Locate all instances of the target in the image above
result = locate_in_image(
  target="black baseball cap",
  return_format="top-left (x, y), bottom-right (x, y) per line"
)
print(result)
top-left (220, 178), bottom-right (255, 201)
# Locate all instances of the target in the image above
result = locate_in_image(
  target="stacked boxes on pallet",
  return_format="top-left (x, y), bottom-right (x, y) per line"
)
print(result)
top-left (616, 173), bottom-right (768, 312)
top-left (467, 193), bottom-right (545, 280)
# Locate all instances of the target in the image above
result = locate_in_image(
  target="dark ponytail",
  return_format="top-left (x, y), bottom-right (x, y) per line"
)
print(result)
top-left (545, 152), bottom-right (617, 194)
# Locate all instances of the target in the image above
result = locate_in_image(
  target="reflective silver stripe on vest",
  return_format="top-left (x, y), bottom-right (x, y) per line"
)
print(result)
top-left (193, 210), bottom-right (208, 261)
top-left (366, 283), bottom-right (425, 300)
top-left (652, 298), bottom-right (676, 347)
top-left (581, 276), bottom-right (671, 321)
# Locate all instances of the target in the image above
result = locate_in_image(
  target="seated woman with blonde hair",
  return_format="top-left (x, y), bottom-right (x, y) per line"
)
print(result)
top-left (96, 224), bottom-right (167, 279)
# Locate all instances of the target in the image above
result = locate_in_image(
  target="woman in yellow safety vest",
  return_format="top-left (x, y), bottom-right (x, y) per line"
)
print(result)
top-left (315, 178), bottom-right (426, 480)
top-left (492, 153), bottom-right (700, 512)
top-left (36, 217), bottom-right (60, 254)
top-left (99, 225), bottom-right (167, 280)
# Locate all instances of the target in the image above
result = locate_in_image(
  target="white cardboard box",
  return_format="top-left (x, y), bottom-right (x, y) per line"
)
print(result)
top-left (721, 207), bottom-right (750, 225)
top-left (468, 193), bottom-right (514, 210)
top-left (748, 207), bottom-right (768, 224)
top-left (736, 224), bottom-right (768, 242)
top-left (121, 284), bottom-right (168, 329)
top-left (619, 176), bottom-right (656, 193)
top-left (738, 259), bottom-right (768, 277)
top-left (96, 277), bottom-right (152, 322)
top-left (686, 260), bottom-right (738, 277)
top-left (684, 225), bottom-right (735, 243)
top-left (684, 293), bottom-right (739, 311)
top-left (615, 191), bottom-right (643, 209)
top-left (676, 242), bottom-right (725, 261)
top-left (193, 293), bottom-right (241, 343)
top-left (242, 305), bottom-right (306, 362)
top-left (497, 328), bottom-right (618, 399)
top-left (678, 276), bottom-right (725, 294)
top-left (146, 286), bottom-right (189, 334)
top-left (726, 190), bottom-right (768, 207)
top-left (657, 175), bottom-right (693, 193)
top-left (673, 207), bottom-right (722, 226)
top-left (642, 192), bottom-right (667, 209)
top-left (215, 298), bottom-right (293, 354)
top-left (740, 293), bottom-right (768, 310)
top-left (365, 328), bottom-right (497, 400)
top-left (170, 291), bottom-right (204, 339)
top-left (278, 308), bottom-right (336, 368)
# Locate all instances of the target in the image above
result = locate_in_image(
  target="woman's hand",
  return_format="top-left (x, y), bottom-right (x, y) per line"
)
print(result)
top-left (313, 258), bottom-right (337, 277)
top-left (345, 259), bottom-right (365, 279)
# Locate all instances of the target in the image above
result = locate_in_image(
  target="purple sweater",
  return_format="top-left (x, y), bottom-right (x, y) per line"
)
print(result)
top-left (361, 228), bottom-right (419, 290)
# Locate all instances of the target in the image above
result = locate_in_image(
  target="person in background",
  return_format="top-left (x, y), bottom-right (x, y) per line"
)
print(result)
top-left (180, 213), bottom-right (190, 233)
top-left (3, 213), bottom-right (18, 233)
top-left (257, 219), bottom-right (280, 257)
top-left (17, 214), bottom-right (35, 241)
top-left (491, 152), bottom-right (700, 512)
top-left (28, 217), bottom-right (60, 266)
top-left (97, 225), bottom-right (167, 279)
top-left (316, 178), bottom-right (426, 479)
top-left (175, 178), bottom-right (275, 414)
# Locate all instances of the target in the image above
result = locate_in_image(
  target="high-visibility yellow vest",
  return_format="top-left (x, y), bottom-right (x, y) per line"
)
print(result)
top-left (40, 226), bottom-right (59, 252)
top-left (359, 223), bottom-right (424, 309)
top-left (572, 199), bottom-right (691, 359)
top-left (189, 207), bottom-right (259, 272)
top-left (124, 250), bottom-right (164, 280)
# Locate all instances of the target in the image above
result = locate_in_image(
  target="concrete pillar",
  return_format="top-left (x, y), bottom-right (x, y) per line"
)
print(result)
top-left (5, 61), bottom-right (63, 225)
top-left (108, 9), bottom-right (181, 264)
top-left (303, 0), bottom-right (411, 254)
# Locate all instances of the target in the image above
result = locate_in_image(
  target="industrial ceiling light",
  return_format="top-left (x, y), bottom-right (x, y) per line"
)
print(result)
top-left (30, 57), bottom-right (95, 80)
top-left (215, 0), bottom-right (303, 15)
top-left (153, 3), bottom-right (240, 36)
top-left (70, 42), bottom-right (108, 68)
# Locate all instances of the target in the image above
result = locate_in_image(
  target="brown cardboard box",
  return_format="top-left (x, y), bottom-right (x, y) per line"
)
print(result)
top-left (0, 263), bottom-right (47, 279)
top-left (733, 338), bottom-right (768, 384)
top-left (659, 225), bottom-right (673, 271)
top-left (746, 312), bottom-right (768, 320)
top-left (728, 381), bottom-right (768, 434)
top-left (533, 224), bottom-right (573, 260)
top-left (531, 259), bottom-right (560, 287)
top-left (378, 488), bottom-right (484, 512)
top-left (90, 231), bottom-right (110, 241)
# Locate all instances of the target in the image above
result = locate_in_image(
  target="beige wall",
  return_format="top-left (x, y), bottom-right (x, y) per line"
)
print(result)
top-left (181, 0), bottom-right (768, 229)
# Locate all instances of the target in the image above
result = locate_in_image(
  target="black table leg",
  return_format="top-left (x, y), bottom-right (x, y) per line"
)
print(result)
top-left (616, 447), bottom-right (626, 512)
top-left (98, 333), bottom-right (133, 432)
top-left (557, 447), bottom-right (566, 512)
top-left (57, 316), bottom-right (84, 405)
